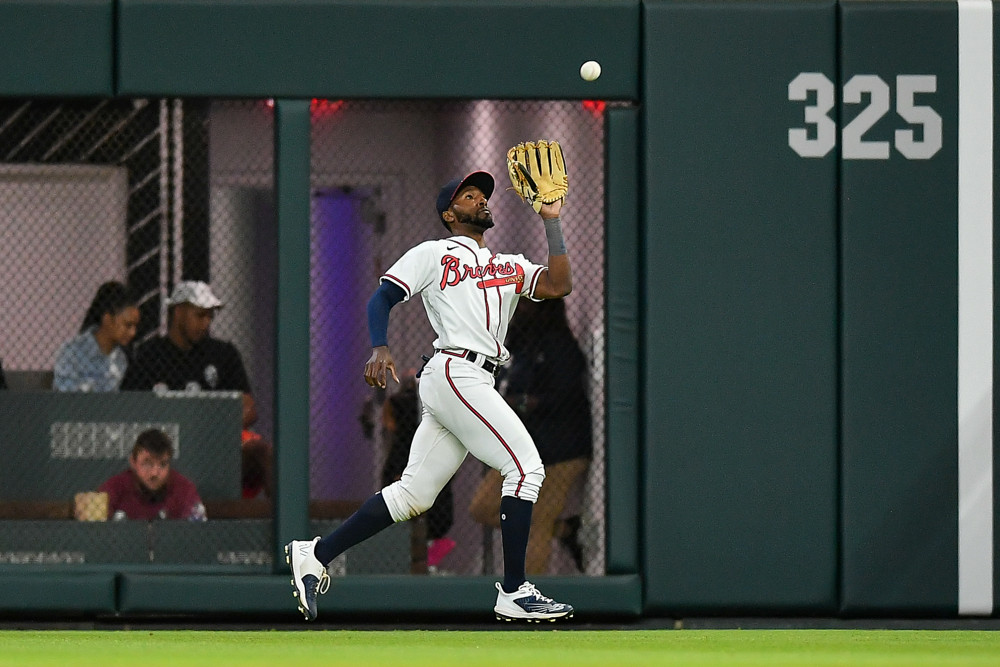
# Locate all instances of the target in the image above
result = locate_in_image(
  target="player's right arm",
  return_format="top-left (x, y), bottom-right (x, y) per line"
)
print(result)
top-left (532, 199), bottom-right (572, 299)
top-left (363, 281), bottom-right (406, 388)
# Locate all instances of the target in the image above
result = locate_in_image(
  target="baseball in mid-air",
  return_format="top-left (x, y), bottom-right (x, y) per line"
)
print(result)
top-left (579, 60), bottom-right (602, 82)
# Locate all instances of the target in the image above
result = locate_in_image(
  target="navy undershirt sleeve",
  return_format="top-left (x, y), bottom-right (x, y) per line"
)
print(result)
top-left (367, 281), bottom-right (405, 347)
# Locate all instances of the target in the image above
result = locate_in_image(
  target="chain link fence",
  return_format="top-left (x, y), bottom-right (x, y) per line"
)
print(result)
top-left (308, 100), bottom-right (608, 576)
top-left (0, 98), bottom-right (277, 568)
top-left (0, 98), bottom-right (612, 578)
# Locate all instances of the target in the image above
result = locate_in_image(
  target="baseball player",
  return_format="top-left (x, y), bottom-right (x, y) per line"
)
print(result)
top-left (286, 169), bottom-right (575, 622)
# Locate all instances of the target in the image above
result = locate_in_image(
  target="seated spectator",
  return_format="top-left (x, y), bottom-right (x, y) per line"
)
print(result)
top-left (53, 281), bottom-right (140, 392)
top-left (99, 428), bottom-right (206, 521)
top-left (121, 280), bottom-right (273, 499)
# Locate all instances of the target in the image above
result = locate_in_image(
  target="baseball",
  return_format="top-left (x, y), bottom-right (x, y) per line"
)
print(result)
top-left (579, 60), bottom-right (601, 82)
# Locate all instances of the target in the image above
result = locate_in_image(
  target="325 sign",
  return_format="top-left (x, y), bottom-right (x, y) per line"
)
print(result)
top-left (788, 72), bottom-right (942, 160)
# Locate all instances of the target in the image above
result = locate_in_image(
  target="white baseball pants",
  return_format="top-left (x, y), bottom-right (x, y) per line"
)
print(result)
top-left (381, 352), bottom-right (545, 523)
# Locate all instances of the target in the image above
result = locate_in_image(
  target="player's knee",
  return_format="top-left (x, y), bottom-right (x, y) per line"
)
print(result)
top-left (502, 463), bottom-right (545, 503)
top-left (523, 465), bottom-right (546, 501)
top-left (408, 491), bottom-right (436, 517)
top-left (382, 479), bottom-right (436, 522)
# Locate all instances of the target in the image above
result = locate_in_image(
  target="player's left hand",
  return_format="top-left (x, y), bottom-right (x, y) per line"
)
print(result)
top-left (365, 346), bottom-right (399, 388)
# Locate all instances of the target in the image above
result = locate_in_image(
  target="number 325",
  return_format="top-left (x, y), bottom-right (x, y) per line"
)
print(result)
top-left (788, 72), bottom-right (942, 160)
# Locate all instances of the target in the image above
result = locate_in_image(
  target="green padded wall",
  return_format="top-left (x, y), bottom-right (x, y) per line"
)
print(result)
top-left (839, 0), bottom-right (962, 615)
top-left (117, 573), bottom-right (641, 617)
top-left (3, 0), bottom-right (996, 620)
top-left (0, 572), bottom-right (116, 613)
top-left (0, 0), bottom-right (113, 97)
top-left (642, 0), bottom-right (839, 614)
top-left (273, 100), bottom-right (313, 568)
top-left (117, 0), bottom-right (640, 99)
top-left (605, 107), bottom-right (641, 575)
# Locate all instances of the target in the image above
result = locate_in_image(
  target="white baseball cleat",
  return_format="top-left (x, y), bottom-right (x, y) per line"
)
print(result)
top-left (285, 537), bottom-right (331, 621)
top-left (493, 581), bottom-right (575, 622)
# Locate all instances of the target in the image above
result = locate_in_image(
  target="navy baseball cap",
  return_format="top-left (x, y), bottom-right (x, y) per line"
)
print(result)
top-left (435, 171), bottom-right (495, 222)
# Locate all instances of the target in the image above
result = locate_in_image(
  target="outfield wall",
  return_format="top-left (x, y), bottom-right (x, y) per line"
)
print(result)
top-left (643, 0), bottom-right (998, 619)
top-left (0, 0), bottom-right (997, 620)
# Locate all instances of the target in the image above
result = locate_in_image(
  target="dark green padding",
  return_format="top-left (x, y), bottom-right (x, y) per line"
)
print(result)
top-left (605, 107), bottom-right (641, 575)
top-left (272, 100), bottom-right (313, 569)
top-left (642, 0), bottom-right (839, 614)
top-left (0, 572), bottom-right (116, 612)
top-left (0, 0), bottom-right (113, 97)
top-left (117, 573), bottom-right (642, 617)
top-left (116, 0), bottom-right (639, 99)
top-left (839, 0), bottom-right (960, 615)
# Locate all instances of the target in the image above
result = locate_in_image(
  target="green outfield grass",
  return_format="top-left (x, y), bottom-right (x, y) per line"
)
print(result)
top-left (1, 629), bottom-right (999, 667)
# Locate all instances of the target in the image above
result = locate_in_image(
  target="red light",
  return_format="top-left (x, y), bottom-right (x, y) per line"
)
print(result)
top-left (312, 99), bottom-right (345, 114)
top-left (582, 100), bottom-right (606, 115)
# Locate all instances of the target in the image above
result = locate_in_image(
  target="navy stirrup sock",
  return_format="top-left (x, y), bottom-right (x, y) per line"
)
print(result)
top-left (314, 493), bottom-right (394, 566)
top-left (499, 495), bottom-right (533, 593)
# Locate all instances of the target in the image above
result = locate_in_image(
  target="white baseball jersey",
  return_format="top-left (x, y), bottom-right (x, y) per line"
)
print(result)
top-left (380, 235), bottom-right (546, 364)
top-left (377, 234), bottom-right (549, 519)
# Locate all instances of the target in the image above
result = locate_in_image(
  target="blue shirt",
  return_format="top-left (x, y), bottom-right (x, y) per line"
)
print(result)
top-left (53, 327), bottom-right (128, 392)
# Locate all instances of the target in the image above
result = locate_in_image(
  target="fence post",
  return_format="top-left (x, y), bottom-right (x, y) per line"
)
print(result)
top-left (273, 98), bottom-right (312, 569)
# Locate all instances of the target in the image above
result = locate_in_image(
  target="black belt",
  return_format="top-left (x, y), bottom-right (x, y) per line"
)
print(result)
top-left (440, 349), bottom-right (500, 375)
top-left (465, 351), bottom-right (499, 375)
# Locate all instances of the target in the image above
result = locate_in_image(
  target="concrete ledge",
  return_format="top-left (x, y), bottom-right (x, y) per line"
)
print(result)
top-left (117, 573), bottom-right (643, 618)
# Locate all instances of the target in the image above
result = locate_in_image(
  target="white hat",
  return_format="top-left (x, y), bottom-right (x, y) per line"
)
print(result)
top-left (167, 281), bottom-right (223, 309)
